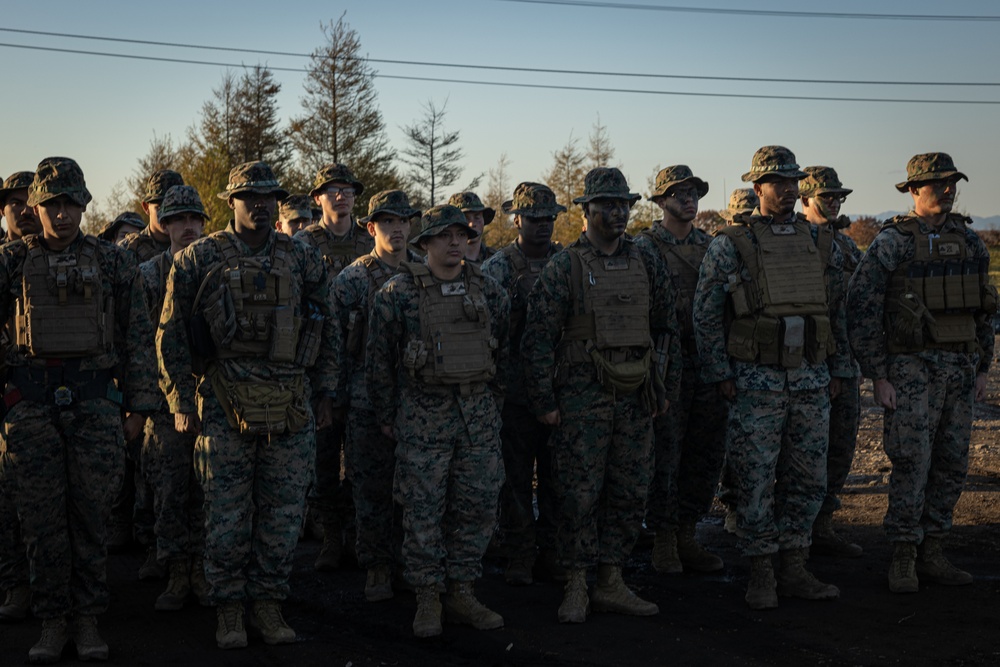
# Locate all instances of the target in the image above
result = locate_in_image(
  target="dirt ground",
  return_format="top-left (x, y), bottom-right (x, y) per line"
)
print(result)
top-left (3, 360), bottom-right (1000, 666)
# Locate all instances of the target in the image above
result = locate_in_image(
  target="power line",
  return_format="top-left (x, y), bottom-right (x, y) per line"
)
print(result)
top-left (2, 41), bottom-right (999, 105)
top-left (1, 27), bottom-right (998, 88)
top-left (493, 0), bottom-right (1000, 21)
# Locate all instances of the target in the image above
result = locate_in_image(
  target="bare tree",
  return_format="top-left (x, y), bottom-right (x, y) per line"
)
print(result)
top-left (400, 99), bottom-right (465, 208)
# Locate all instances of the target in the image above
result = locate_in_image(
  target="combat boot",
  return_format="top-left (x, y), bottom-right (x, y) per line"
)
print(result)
top-left (557, 569), bottom-right (589, 623)
top-left (250, 600), bottom-right (296, 645)
top-left (677, 522), bottom-right (725, 572)
top-left (314, 523), bottom-right (343, 571)
top-left (215, 602), bottom-right (247, 650)
top-left (590, 564), bottom-right (658, 616)
top-left (505, 556), bottom-right (534, 586)
top-left (138, 547), bottom-right (165, 581)
top-left (155, 559), bottom-right (191, 611)
top-left (0, 584), bottom-right (31, 621)
top-left (811, 513), bottom-right (863, 558)
top-left (776, 548), bottom-right (839, 600)
top-left (412, 586), bottom-right (442, 638)
top-left (651, 529), bottom-right (682, 574)
top-left (443, 581), bottom-right (503, 630)
top-left (28, 616), bottom-right (68, 664)
top-left (365, 563), bottom-right (394, 602)
top-left (745, 555), bottom-right (778, 610)
top-left (887, 542), bottom-right (919, 593)
top-left (916, 536), bottom-right (973, 586)
top-left (73, 615), bottom-right (109, 661)
top-left (189, 557), bottom-right (212, 607)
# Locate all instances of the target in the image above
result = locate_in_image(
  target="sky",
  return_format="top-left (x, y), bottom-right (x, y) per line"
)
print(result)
top-left (3, 0), bottom-right (1000, 222)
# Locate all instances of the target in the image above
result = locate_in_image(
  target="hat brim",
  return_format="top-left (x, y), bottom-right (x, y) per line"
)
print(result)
top-left (359, 208), bottom-right (422, 226)
top-left (504, 203), bottom-right (568, 217)
top-left (162, 209), bottom-right (210, 223)
top-left (741, 170), bottom-right (808, 183)
top-left (28, 189), bottom-right (92, 208)
top-left (309, 179), bottom-right (365, 199)
top-left (573, 193), bottom-right (642, 205)
top-left (648, 177), bottom-right (710, 201)
top-left (217, 186), bottom-right (290, 201)
top-left (0, 186), bottom-right (28, 206)
top-left (894, 171), bottom-right (968, 193)
top-left (802, 186), bottom-right (853, 197)
top-left (410, 221), bottom-right (480, 246)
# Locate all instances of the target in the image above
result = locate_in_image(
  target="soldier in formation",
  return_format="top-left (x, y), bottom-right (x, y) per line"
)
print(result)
top-left (97, 212), bottom-right (145, 244)
top-left (450, 191), bottom-right (497, 266)
top-left (275, 194), bottom-right (314, 237)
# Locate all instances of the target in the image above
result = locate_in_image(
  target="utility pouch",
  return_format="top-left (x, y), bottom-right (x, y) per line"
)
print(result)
top-left (209, 366), bottom-right (308, 435)
top-left (805, 314), bottom-right (833, 364)
top-left (588, 346), bottom-right (651, 395)
top-left (401, 339), bottom-right (428, 376)
top-left (294, 314), bottom-right (324, 367)
top-left (726, 317), bottom-right (758, 362)
top-left (944, 260), bottom-right (965, 310)
top-left (889, 292), bottom-right (927, 350)
top-left (780, 315), bottom-right (805, 369)
top-left (756, 316), bottom-right (781, 366)
top-left (726, 275), bottom-right (751, 317)
top-left (926, 313), bottom-right (976, 345)
top-left (923, 262), bottom-right (946, 311)
top-left (268, 306), bottom-right (297, 363)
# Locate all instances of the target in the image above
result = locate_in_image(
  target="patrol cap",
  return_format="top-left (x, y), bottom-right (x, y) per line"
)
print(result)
top-left (142, 169), bottom-right (184, 204)
top-left (573, 167), bottom-right (641, 205)
top-left (411, 204), bottom-right (479, 246)
top-left (160, 185), bottom-right (209, 222)
top-left (0, 171), bottom-right (35, 207)
top-left (361, 190), bottom-right (421, 226)
top-left (741, 146), bottom-right (807, 183)
top-left (895, 152), bottom-right (968, 192)
top-left (719, 188), bottom-right (759, 222)
top-left (448, 191), bottom-right (495, 225)
top-left (216, 161), bottom-right (289, 200)
top-left (799, 166), bottom-right (853, 198)
top-left (98, 211), bottom-right (147, 241)
top-left (310, 163), bottom-right (364, 198)
top-left (28, 157), bottom-right (92, 207)
top-left (278, 194), bottom-right (314, 222)
top-left (501, 182), bottom-right (567, 217)
top-left (648, 165), bottom-right (709, 200)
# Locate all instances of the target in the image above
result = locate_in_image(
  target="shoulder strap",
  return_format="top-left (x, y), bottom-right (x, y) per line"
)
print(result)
top-left (815, 223), bottom-right (835, 268)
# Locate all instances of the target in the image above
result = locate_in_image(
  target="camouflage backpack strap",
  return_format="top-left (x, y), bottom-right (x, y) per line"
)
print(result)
top-left (401, 260), bottom-right (435, 289)
top-left (210, 231), bottom-right (243, 271)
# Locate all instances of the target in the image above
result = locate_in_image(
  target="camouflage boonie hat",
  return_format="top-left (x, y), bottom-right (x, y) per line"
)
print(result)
top-left (216, 161), bottom-right (289, 200)
top-left (309, 163), bottom-right (364, 198)
top-left (28, 157), bottom-right (92, 207)
top-left (447, 191), bottom-right (496, 225)
top-left (720, 188), bottom-right (759, 221)
top-left (573, 167), bottom-right (641, 205)
top-left (98, 211), bottom-right (146, 241)
top-left (411, 204), bottom-right (480, 245)
top-left (361, 190), bottom-right (421, 226)
top-left (501, 182), bottom-right (567, 217)
top-left (895, 152), bottom-right (968, 192)
top-left (278, 194), bottom-right (314, 222)
top-left (0, 171), bottom-right (35, 207)
top-left (648, 165), bottom-right (709, 200)
top-left (741, 146), bottom-right (807, 183)
top-left (160, 185), bottom-right (208, 222)
top-left (799, 166), bottom-right (852, 198)
top-left (142, 169), bottom-right (184, 204)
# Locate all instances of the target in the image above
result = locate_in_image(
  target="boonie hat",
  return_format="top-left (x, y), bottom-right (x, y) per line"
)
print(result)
top-left (502, 182), bottom-right (567, 217)
top-left (361, 190), bottom-right (421, 226)
top-left (217, 161), bottom-right (289, 200)
top-left (411, 204), bottom-right (480, 245)
top-left (648, 165), bottom-right (709, 200)
top-left (573, 167), bottom-right (641, 205)
top-left (28, 157), bottom-right (92, 207)
top-left (894, 152), bottom-right (968, 192)
top-left (448, 191), bottom-right (496, 225)
top-left (741, 146), bottom-right (807, 183)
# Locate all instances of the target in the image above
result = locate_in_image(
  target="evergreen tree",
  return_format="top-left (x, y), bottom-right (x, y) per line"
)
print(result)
top-left (400, 99), bottom-right (466, 209)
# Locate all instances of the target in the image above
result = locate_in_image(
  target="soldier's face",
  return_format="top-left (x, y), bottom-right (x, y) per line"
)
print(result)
top-left (3, 189), bottom-right (40, 238)
top-left (142, 201), bottom-right (164, 232)
top-left (804, 193), bottom-right (844, 223)
top-left (230, 191), bottom-right (276, 231)
top-left (515, 214), bottom-right (555, 246)
top-left (584, 198), bottom-right (630, 242)
top-left (114, 224), bottom-right (143, 243)
top-left (34, 196), bottom-right (83, 244)
top-left (464, 211), bottom-right (486, 238)
top-left (164, 213), bottom-right (205, 250)
top-left (754, 178), bottom-right (799, 217)
top-left (369, 214), bottom-right (411, 255)
top-left (277, 216), bottom-right (310, 236)
top-left (656, 184), bottom-right (699, 223)
top-left (423, 225), bottom-right (469, 268)
top-left (315, 182), bottom-right (356, 219)
top-left (910, 178), bottom-right (958, 218)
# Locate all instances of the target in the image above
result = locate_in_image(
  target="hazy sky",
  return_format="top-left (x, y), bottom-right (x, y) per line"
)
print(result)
top-left (3, 0), bottom-right (999, 220)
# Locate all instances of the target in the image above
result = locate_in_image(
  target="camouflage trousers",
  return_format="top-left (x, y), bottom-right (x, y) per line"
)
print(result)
top-left (194, 394), bottom-right (314, 602)
top-left (647, 369), bottom-right (728, 530)
top-left (883, 353), bottom-right (975, 543)
top-left (727, 387), bottom-right (829, 557)
top-left (550, 385), bottom-right (653, 569)
top-left (345, 407), bottom-right (400, 569)
top-left (0, 477), bottom-right (27, 590)
top-left (141, 412), bottom-right (205, 564)
top-left (394, 413), bottom-right (503, 588)
top-left (0, 399), bottom-right (124, 618)
top-left (498, 402), bottom-right (557, 561)
top-left (109, 433), bottom-right (155, 546)
top-left (822, 376), bottom-right (861, 515)
top-left (309, 420), bottom-right (354, 533)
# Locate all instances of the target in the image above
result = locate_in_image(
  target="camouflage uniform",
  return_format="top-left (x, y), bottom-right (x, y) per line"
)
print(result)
top-left (720, 188), bottom-right (759, 225)
top-left (157, 163), bottom-right (340, 607)
top-left (449, 192), bottom-right (497, 266)
top-left (481, 183), bottom-right (567, 578)
top-left (0, 159), bottom-right (159, 627)
top-left (98, 212), bottom-right (146, 244)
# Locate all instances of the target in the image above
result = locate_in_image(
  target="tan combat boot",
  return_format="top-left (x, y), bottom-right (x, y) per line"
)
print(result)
top-left (215, 602), bottom-right (247, 650)
top-left (155, 559), bottom-right (191, 611)
top-left (189, 556), bottom-right (212, 607)
top-left (776, 548), bottom-right (839, 600)
top-left (73, 615), bottom-right (109, 661)
top-left (557, 569), bottom-right (589, 623)
top-left (811, 513), bottom-right (863, 558)
top-left (250, 600), bottom-right (296, 645)
top-left (365, 563), bottom-right (394, 602)
top-left (28, 616), bottom-right (69, 664)
top-left (745, 555), bottom-right (778, 610)
top-left (916, 536), bottom-right (973, 586)
top-left (888, 542), bottom-right (919, 593)
top-left (651, 529), bottom-right (682, 574)
top-left (443, 581), bottom-right (503, 630)
top-left (412, 586), bottom-right (443, 638)
top-left (0, 584), bottom-right (30, 621)
top-left (677, 522), bottom-right (724, 572)
top-left (590, 564), bottom-right (658, 616)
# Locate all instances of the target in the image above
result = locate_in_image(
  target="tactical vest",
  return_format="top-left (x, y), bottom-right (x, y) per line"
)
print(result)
top-left (15, 235), bottom-right (114, 358)
top-left (122, 231), bottom-right (169, 263)
top-left (717, 217), bottom-right (834, 368)
top-left (499, 242), bottom-right (560, 348)
top-left (344, 254), bottom-right (398, 359)
top-left (308, 225), bottom-right (374, 275)
top-left (815, 224), bottom-right (861, 288)
top-left (399, 262), bottom-right (497, 390)
top-left (884, 216), bottom-right (994, 353)
top-left (639, 228), bottom-right (706, 346)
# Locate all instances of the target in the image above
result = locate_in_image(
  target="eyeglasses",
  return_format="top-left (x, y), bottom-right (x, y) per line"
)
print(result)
top-left (323, 186), bottom-right (356, 198)
top-left (816, 193), bottom-right (848, 204)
